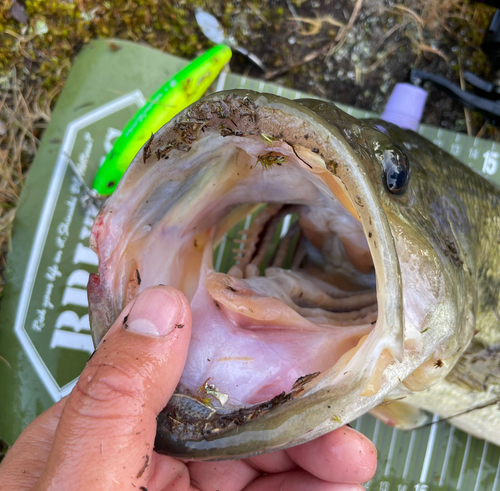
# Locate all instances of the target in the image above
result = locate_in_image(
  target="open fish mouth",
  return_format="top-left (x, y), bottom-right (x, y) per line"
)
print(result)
top-left (89, 91), bottom-right (411, 459)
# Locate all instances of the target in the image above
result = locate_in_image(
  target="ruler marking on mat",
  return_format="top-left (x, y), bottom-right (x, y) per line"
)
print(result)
top-left (403, 430), bottom-right (416, 480)
top-left (457, 434), bottom-right (472, 490)
top-left (419, 413), bottom-right (439, 484)
top-left (492, 452), bottom-right (500, 491)
top-left (473, 441), bottom-right (488, 491)
top-left (371, 418), bottom-right (381, 447)
top-left (280, 214), bottom-right (292, 238)
top-left (238, 215), bottom-right (253, 253)
top-left (384, 427), bottom-right (398, 477)
top-left (439, 425), bottom-right (455, 488)
top-left (215, 235), bottom-right (227, 272)
top-left (216, 71), bottom-right (227, 92)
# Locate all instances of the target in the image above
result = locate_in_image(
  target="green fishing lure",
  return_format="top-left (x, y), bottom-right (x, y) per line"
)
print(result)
top-left (93, 44), bottom-right (232, 195)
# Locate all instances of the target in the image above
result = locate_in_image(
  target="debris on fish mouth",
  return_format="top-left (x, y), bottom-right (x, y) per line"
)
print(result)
top-left (88, 90), bottom-right (425, 459)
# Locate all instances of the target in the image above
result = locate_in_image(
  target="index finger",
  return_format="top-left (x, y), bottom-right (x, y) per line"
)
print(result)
top-left (286, 426), bottom-right (377, 484)
top-left (0, 398), bottom-right (67, 491)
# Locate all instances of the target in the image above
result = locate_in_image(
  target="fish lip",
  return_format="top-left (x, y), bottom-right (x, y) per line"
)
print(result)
top-left (89, 89), bottom-right (405, 458)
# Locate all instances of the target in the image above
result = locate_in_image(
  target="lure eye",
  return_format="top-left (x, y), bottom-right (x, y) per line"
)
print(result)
top-left (380, 148), bottom-right (410, 195)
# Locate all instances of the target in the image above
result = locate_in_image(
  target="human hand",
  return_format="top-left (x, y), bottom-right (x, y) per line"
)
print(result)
top-left (0, 286), bottom-right (377, 491)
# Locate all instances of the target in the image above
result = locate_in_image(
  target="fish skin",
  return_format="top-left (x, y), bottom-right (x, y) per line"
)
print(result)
top-left (88, 90), bottom-right (500, 460)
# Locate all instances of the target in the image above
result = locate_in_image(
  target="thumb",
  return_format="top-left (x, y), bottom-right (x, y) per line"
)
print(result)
top-left (36, 286), bottom-right (191, 491)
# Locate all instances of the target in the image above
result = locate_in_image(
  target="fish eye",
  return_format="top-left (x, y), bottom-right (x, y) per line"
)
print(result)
top-left (380, 148), bottom-right (410, 195)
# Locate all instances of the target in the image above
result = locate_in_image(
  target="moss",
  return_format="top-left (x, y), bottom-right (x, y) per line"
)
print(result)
top-left (0, 0), bottom-right (212, 94)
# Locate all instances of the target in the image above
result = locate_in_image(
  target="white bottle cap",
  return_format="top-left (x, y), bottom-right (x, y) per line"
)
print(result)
top-left (381, 83), bottom-right (428, 131)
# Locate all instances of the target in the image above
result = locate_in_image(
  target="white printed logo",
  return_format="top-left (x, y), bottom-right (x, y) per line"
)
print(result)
top-left (15, 91), bottom-right (146, 401)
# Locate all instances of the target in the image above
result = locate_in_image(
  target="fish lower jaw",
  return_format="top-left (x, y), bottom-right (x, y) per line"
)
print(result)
top-left (159, 215), bottom-right (383, 447)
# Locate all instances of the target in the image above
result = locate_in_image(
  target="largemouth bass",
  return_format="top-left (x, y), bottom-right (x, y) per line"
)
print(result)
top-left (88, 90), bottom-right (500, 460)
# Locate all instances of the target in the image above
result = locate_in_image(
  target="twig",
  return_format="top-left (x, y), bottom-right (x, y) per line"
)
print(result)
top-left (336, 0), bottom-right (363, 41)
top-left (355, 42), bottom-right (405, 85)
top-left (246, 2), bottom-right (271, 27)
top-left (371, 20), bottom-right (410, 56)
top-left (476, 121), bottom-right (489, 139)
top-left (0, 355), bottom-right (12, 370)
top-left (17, 92), bottom-right (38, 150)
top-left (407, 32), bottom-right (449, 62)
top-left (3, 112), bottom-right (40, 148)
top-left (327, 0), bottom-right (364, 58)
top-left (264, 39), bottom-right (336, 79)
top-left (4, 28), bottom-right (36, 44)
top-left (286, 0), bottom-right (303, 30)
top-left (289, 15), bottom-right (344, 36)
top-left (392, 5), bottom-right (424, 27)
top-left (417, 397), bottom-right (499, 429)
top-left (458, 58), bottom-right (473, 136)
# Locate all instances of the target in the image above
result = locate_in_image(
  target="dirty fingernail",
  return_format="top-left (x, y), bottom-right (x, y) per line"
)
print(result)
top-left (126, 288), bottom-right (182, 337)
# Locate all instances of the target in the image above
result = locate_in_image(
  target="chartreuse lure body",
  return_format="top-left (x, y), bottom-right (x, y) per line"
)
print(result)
top-left (92, 44), bottom-right (232, 195)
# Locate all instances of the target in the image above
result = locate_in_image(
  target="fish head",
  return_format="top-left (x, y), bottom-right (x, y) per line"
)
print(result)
top-left (88, 91), bottom-right (476, 459)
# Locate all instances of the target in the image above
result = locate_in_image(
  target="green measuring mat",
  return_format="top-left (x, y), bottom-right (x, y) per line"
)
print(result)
top-left (0, 39), bottom-right (498, 490)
